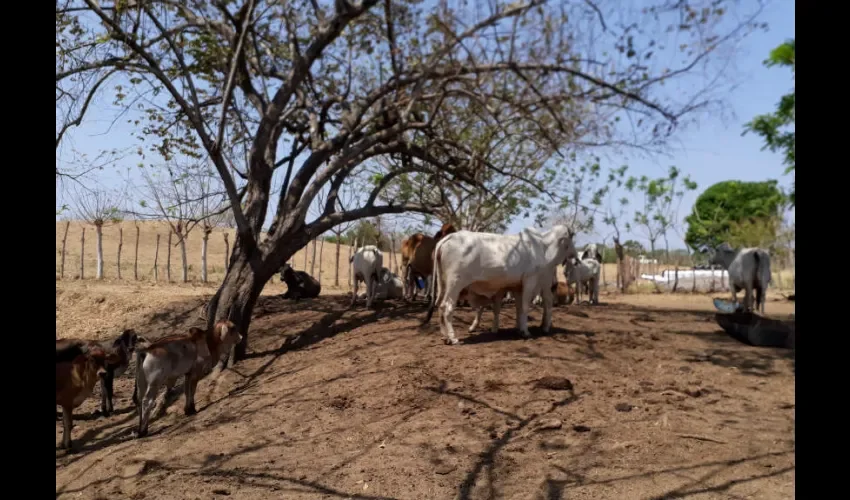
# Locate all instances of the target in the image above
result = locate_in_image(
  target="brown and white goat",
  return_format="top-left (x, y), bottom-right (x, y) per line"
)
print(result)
top-left (134, 320), bottom-right (241, 437)
top-left (56, 341), bottom-right (118, 450)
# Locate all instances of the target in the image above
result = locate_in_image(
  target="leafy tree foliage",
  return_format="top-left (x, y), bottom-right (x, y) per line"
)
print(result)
top-left (743, 39), bottom-right (795, 204)
top-left (684, 179), bottom-right (785, 250)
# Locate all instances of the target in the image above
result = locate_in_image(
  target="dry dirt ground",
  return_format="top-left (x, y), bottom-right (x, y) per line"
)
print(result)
top-left (56, 284), bottom-right (795, 500)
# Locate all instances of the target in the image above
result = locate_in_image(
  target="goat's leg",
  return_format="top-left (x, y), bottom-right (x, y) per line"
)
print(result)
top-left (137, 381), bottom-right (160, 438)
top-left (100, 374), bottom-right (113, 416)
top-left (184, 375), bottom-right (198, 416)
top-left (61, 405), bottom-right (74, 450)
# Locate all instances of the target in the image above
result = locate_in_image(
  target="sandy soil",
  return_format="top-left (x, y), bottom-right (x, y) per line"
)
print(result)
top-left (56, 282), bottom-right (794, 500)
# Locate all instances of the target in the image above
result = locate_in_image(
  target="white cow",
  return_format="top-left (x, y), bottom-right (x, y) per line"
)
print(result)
top-left (564, 257), bottom-right (601, 305)
top-left (357, 268), bottom-right (405, 301)
top-left (423, 225), bottom-right (578, 344)
top-left (349, 246), bottom-right (388, 308)
top-left (709, 242), bottom-right (772, 313)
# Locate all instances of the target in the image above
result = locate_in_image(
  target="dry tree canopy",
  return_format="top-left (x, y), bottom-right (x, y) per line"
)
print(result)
top-left (57, 0), bottom-right (766, 256)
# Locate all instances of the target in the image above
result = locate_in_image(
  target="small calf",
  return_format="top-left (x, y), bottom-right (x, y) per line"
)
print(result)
top-left (101, 329), bottom-right (147, 416)
top-left (135, 320), bottom-right (241, 437)
top-left (56, 342), bottom-right (118, 450)
top-left (280, 263), bottom-right (321, 300)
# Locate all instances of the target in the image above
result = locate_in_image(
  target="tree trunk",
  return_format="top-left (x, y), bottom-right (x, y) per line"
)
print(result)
top-left (117, 227), bottom-right (123, 280)
top-left (95, 223), bottom-right (104, 280)
top-left (206, 248), bottom-right (281, 365)
top-left (334, 237), bottom-right (342, 287)
top-left (166, 232), bottom-right (172, 282)
top-left (201, 233), bottom-right (210, 283)
top-left (318, 238), bottom-right (325, 284)
top-left (303, 242), bottom-right (308, 270)
top-left (310, 239), bottom-right (317, 276)
top-left (180, 235), bottom-right (188, 283)
top-left (134, 225), bottom-right (140, 280)
top-left (154, 234), bottom-right (160, 282)
top-left (224, 232), bottom-right (230, 271)
top-left (79, 227), bottom-right (85, 280)
top-left (60, 221), bottom-right (70, 280)
top-left (349, 238), bottom-right (357, 290)
top-left (672, 266), bottom-right (679, 292)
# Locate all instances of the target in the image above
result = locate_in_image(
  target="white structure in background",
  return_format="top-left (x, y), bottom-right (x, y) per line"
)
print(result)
top-left (638, 255), bottom-right (658, 265)
top-left (640, 268), bottom-right (730, 291)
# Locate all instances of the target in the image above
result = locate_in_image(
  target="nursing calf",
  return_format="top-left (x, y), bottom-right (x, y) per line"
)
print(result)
top-left (425, 225), bottom-right (577, 344)
top-left (135, 320), bottom-right (241, 437)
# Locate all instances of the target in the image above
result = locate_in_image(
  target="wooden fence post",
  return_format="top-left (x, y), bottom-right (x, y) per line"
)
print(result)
top-left (79, 227), bottom-right (86, 280)
top-left (166, 232), bottom-right (172, 282)
top-left (154, 234), bottom-right (160, 282)
top-left (134, 224), bottom-right (140, 280)
top-left (117, 227), bottom-right (124, 279)
top-left (60, 221), bottom-right (70, 279)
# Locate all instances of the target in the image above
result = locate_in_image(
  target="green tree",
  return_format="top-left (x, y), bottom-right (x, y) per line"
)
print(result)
top-left (684, 180), bottom-right (785, 250)
top-left (743, 39), bottom-right (795, 205)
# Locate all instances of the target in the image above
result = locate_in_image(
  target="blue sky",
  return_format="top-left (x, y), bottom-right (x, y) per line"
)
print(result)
top-left (57, 0), bottom-right (794, 250)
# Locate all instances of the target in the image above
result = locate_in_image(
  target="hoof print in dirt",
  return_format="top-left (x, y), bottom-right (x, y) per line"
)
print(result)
top-left (568, 310), bottom-right (589, 318)
top-left (534, 376), bottom-right (574, 391)
top-left (212, 488), bottom-right (231, 495)
top-left (615, 402), bottom-right (633, 412)
top-left (434, 462), bottom-right (457, 475)
top-left (572, 424), bottom-right (591, 433)
top-left (328, 396), bottom-right (351, 410)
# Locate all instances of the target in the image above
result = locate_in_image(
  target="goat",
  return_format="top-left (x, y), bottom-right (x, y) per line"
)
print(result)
top-left (56, 342), bottom-right (118, 450)
top-left (135, 320), bottom-right (241, 437)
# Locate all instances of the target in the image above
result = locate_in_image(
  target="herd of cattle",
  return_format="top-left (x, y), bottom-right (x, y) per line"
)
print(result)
top-left (56, 222), bottom-right (773, 452)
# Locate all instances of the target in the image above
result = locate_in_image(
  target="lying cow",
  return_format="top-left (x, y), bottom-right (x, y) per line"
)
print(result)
top-left (564, 257), bottom-right (601, 305)
top-left (280, 263), bottom-right (321, 300)
top-left (709, 242), bottom-right (772, 313)
top-left (350, 245), bottom-right (390, 308)
top-left (135, 320), bottom-right (241, 437)
top-left (56, 341), bottom-right (119, 450)
top-left (356, 267), bottom-right (405, 301)
top-left (424, 225), bottom-right (577, 344)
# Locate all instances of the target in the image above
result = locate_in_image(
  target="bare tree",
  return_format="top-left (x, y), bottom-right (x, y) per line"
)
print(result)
top-left (59, 220), bottom-right (71, 279)
top-left (62, 0), bottom-right (767, 363)
top-left (72, 187), bottom-right (123, 279)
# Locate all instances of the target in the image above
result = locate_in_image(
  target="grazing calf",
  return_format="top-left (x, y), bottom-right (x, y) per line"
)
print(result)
top-left (135, 320), bottom-right (241, 437)
top-left (709, 242), bottom-right (772, 313)
top-left (56, 342), bottom-right (118, 450)
top-left (424, 225), bottom-right (577, 344)
top-left (279, 263), bottom-right (321, 300)
top-left (564, 257), bottom-right (602, 305)
top-left (554, 281), bottom-right (570, 306)
top-left (350, 246), bottom-right (388, 308)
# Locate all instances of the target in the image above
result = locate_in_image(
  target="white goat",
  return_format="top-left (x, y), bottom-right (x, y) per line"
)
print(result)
top-left (709, 242), bottom-right (772, 313)
top-left (349, 246), bottom-right (388, 308)
top-left (423, 225), bottom-right (578, 344)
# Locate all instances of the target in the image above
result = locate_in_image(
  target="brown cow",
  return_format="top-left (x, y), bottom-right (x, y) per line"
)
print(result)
top-left (56, 341), bottom-right (119, 450)
top-left (400, 223), bottom-right (458, 301)
top-left (135, 320), bottom-right (241, 437)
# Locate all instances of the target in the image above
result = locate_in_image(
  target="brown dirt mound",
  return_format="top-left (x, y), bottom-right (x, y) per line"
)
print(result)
top-left (56, 285), bottom-right (795, 499)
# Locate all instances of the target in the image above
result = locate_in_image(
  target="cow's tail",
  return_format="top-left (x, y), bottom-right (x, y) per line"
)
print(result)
top-left (134, 350), bottom-right (148, 409)
top-left (421, 237), bottom-right (448, 326)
